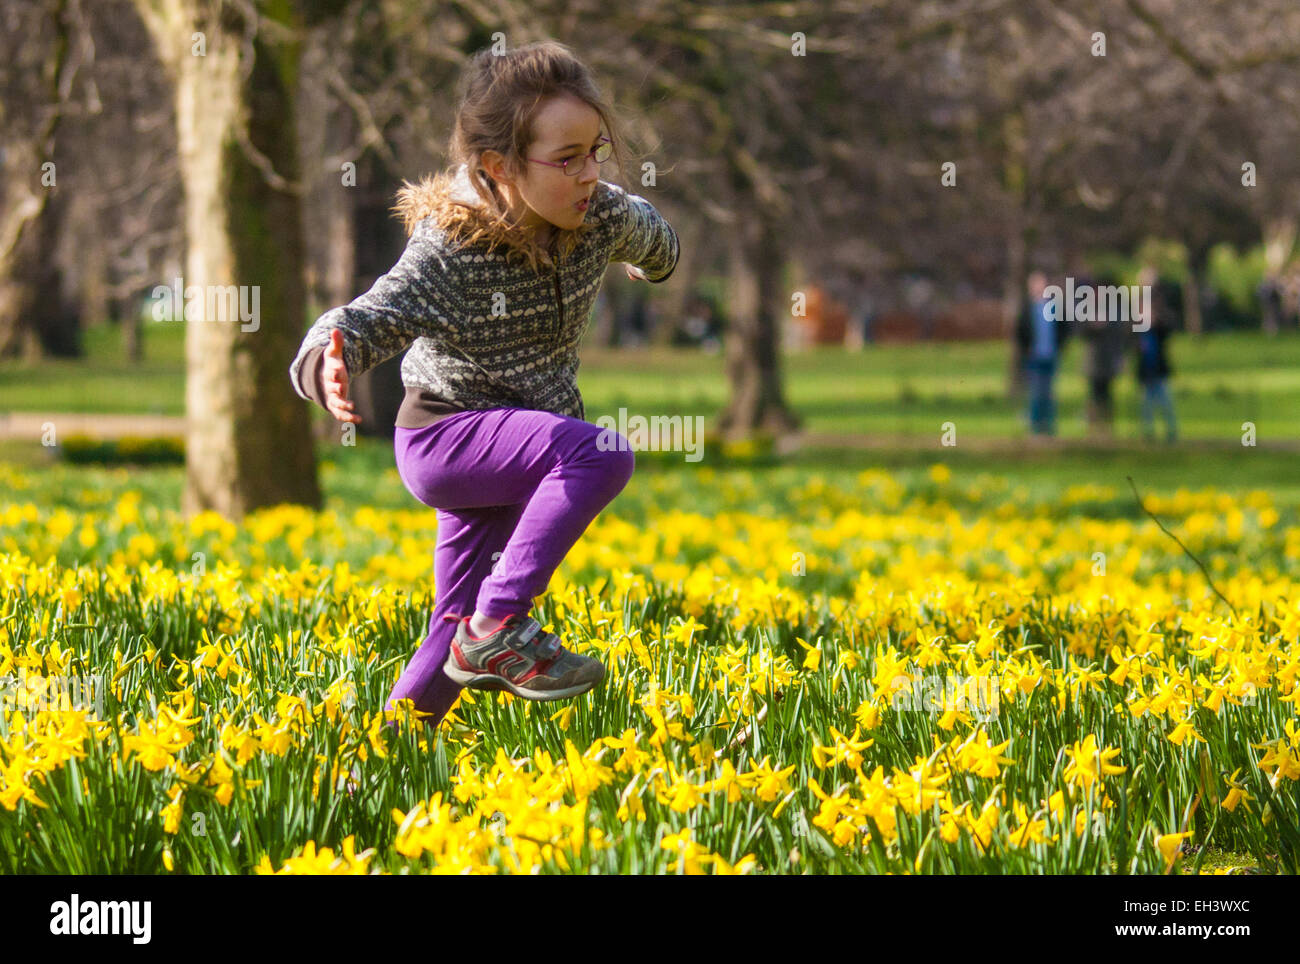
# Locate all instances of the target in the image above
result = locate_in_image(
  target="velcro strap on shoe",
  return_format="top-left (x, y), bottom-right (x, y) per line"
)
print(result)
top-left (514, 618), bottom-right (541, 646)
top-left (508, 618), bottom-right (562, 660)
top-left (536, 633), bottom-right (562, 660)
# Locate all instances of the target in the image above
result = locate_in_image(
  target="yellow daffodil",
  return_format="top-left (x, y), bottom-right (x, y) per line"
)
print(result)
top-left (1062, 734), bottom-right (1125, 790)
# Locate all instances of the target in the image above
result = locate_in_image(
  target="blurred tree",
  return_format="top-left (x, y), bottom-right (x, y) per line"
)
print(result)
top-left (69, 0), bottom-right (183, 362)
top-left (0, 0), bottom-right (84, 360)
top-left (11, 0), bottom-right (1300, 468)
top-left (130, 0), bottom-right (347, 517)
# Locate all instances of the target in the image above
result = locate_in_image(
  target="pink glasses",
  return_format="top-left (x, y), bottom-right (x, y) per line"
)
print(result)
top-left (528, 137), bottom-right (612, 176)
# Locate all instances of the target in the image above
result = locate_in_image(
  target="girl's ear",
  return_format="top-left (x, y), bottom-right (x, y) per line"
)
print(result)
top-left (480, 150), bottom-right (514, 187)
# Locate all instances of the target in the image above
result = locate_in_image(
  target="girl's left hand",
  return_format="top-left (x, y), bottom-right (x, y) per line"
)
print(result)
top-left (625, 264), bottom-right (649, 282)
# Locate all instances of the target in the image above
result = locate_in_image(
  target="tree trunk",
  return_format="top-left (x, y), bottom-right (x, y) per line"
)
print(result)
top-left (30, 189), bottom-right (81, 357)
top-left (348, 351), bottom-right (403, 439)
top-left (1001, 109), bottom-right (1030, 400)
top-left (124, 304), bottom-right (143, 363)
top-left (715, 209), bottom-right (801, 442)
top-left (1183, 252), bottom-right (1205, 337)
top-left (0, 201), bottom-right (55, 361)
top-left (322, 181), bottom-right (356, 312)
top-left (1003, 224), bottom-right (1028, 400)
top-left (0, 0), bottom-right (72, 359)
top-left (347, 153), bottom-right (407, 436)
top-left (298, 23), bottom-right (356, 317)
top-left (136, 0), bottom-right (321, 519)
top-left (80, 229), bottom-right (111, 334)
top-left (651, 213), bottom-right (701, 348)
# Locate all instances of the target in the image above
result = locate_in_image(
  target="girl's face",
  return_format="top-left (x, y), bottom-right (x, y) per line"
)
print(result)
top-left (482, 94), bottom-right (603, 243)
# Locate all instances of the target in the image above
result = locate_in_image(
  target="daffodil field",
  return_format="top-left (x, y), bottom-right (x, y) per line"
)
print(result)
top-left (1, 457), bottom-right (1298, 875)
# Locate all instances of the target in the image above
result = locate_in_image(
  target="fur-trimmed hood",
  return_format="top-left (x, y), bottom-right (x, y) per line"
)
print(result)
top-left (391, 163), bottom-right (597, 274)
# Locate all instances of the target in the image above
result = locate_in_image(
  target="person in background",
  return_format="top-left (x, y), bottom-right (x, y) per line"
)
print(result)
top-left (1015, 271), bottom-right (1069, 436)
top-left (1258, 276), bottom-right (1284, 336)
top-left (850, 279), bottom-right (876, 349)
top-left (1135, 266), bottom-right (1177, 443)
top-left (1081, 273), bottom-right (1128, 439)
top-left (676, 293), bottom-right (721, 351)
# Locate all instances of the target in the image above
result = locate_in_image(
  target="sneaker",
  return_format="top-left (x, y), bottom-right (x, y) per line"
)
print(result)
top-left (442, 613), bottom-right (605, 701)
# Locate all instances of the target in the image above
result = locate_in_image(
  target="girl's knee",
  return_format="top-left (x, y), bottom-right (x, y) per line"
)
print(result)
top-left (579, 426), bottom-right (634, 489)
top-left (608, 439), bottom-right (635, 484)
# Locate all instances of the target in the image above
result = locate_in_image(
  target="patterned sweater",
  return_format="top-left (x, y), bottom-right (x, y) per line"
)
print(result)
top-left (288, 164), bottom-right (679, 428)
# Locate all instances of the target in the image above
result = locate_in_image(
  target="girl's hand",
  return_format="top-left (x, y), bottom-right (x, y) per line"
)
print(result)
top-left (625, 264), bottom-right (649, 282)
top-left (322, 329), bottom-right (361, 424)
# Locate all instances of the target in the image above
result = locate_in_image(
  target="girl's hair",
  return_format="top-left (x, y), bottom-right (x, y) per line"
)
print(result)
top-left (393, 40), bottom-right (634, 273)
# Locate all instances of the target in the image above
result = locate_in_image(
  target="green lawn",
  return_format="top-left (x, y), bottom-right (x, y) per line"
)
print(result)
top-left (2, 321), bottom-right (1297, 462)
top-left (579, 335), bottom-right (1299, 444)
top-left (0, 321), bottom-right (187, 415)
top-left (7, 429), bottom-right (1299, 522)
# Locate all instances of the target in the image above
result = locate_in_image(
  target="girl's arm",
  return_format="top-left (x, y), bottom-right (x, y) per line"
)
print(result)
top-left (602, 181), bottom-right (680, 284)
top-left (289, 219), bottom-right (462, 406)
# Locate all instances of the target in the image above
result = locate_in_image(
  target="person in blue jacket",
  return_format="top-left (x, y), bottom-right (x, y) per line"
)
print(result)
top-left (1135, 277), bottom-right (1177, 443)
top-left (1014, 271), bottom-right (1072, 436)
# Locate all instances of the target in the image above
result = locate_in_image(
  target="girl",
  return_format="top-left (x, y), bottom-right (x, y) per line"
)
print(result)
top-left (288, 41), bottom-right (679, 730)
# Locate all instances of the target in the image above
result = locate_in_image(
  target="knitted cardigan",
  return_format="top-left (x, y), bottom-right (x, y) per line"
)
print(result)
top-left (289, 164), bottom-right (679, 428)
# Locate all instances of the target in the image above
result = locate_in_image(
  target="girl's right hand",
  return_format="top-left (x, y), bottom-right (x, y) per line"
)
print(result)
top-left (323, 329), bottom-right (361, 424)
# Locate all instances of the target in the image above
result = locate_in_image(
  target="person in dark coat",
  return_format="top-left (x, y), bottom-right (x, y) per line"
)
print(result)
top-left (1081, 274), bottom-right (1128, 438)
top-left (1135, 267), bottom-right (1177, 443)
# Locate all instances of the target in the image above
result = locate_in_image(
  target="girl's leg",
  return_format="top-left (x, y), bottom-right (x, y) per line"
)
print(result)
top-left (386, 408), bottom-right (634, 727)
top-left (385, 502), bottom-right (523, 726)
top-left (396, 406), bottom-right (635, 622)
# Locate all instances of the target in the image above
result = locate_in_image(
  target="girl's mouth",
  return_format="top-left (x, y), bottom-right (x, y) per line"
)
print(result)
top-left (575, 198), bottom-right (589, 212)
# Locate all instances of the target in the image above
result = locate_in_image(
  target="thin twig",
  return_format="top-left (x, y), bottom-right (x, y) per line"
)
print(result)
top-left (1126, 476), bottom-right (1238, 620)
top-left (715, 701), bottom-right (770, 758)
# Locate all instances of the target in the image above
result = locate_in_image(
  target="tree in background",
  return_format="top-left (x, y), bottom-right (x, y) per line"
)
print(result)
top-left (7, 0), bottom-right (1300, 509)
top-left (130, 0), bottom-right (339, 517)
top-left (0, 0), bottom-right (85, 360)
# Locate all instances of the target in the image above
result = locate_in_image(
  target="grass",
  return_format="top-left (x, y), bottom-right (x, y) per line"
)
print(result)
top-left (3, 321), bottom-right (1298, 446)
top-left (7, 431), bottom-right (1300, 521)
top-left (580, 332), bottom-right (1300, 443)
top-left (0, 321), bottom-right (186, 415)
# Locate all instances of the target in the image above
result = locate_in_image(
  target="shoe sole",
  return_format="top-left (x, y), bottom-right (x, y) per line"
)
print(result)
top-left (443, 661), bottom-right (603, 701)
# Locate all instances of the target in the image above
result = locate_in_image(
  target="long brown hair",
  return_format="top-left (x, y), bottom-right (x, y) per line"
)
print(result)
top-left (393, 41), bottom-right (634, 273)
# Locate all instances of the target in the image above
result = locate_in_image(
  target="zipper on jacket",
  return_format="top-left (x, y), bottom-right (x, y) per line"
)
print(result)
top-left (551, 261), bottom-right (564, 350)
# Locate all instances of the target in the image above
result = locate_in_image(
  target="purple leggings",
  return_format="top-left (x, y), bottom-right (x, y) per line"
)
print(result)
top-left (385, 406), bottom-right (634, 729)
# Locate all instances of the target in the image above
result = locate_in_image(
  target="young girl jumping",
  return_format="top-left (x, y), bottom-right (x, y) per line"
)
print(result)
top-left (288, 41), bottom-right (679, 730)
